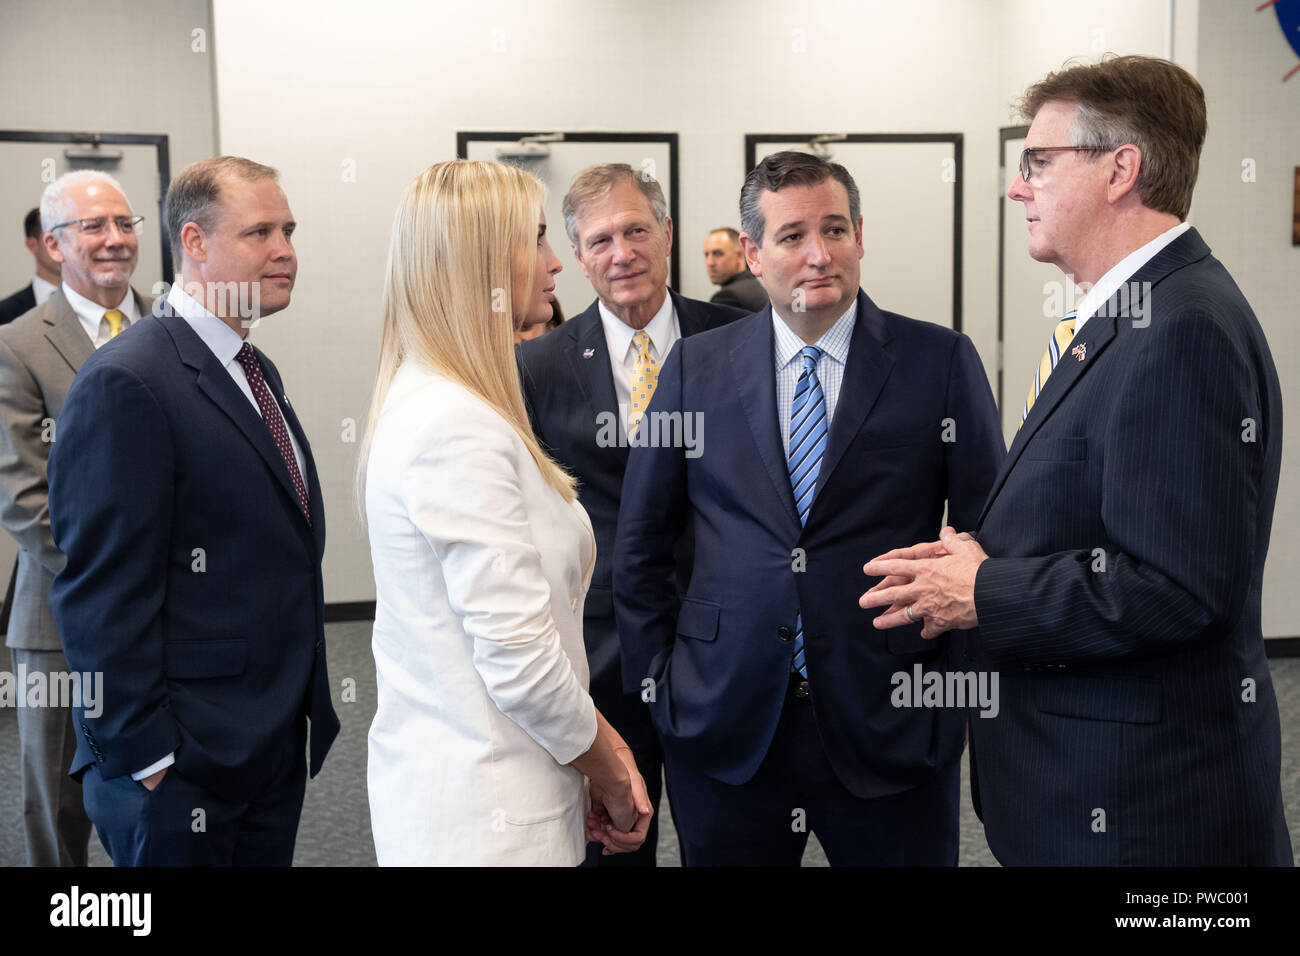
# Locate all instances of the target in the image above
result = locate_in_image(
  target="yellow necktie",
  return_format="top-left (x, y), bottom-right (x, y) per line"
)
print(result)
top-left (1020, 313), bottom-right (1077, 426)
top-left (629, 330), bottom-right (660, 430)
top-left (103, 310), bottom-right (124, 338)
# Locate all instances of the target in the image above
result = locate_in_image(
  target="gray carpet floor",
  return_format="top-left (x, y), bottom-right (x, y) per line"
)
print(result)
top-left (3, 620), bottom-right (1297, 866)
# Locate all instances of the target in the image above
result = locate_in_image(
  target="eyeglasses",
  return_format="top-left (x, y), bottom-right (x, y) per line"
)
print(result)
top-left (1018, 147), bottom-right (1109, 182)
top-left (48, 216), bottom-right (144, 236)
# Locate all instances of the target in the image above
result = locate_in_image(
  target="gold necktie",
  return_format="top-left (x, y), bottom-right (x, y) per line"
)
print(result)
top-left (104, 310), bottom-right (124, 338)
top-left (1020, 313), bottom-right (1077, 426)
top-left (629, 330), bottom-right (660, 430)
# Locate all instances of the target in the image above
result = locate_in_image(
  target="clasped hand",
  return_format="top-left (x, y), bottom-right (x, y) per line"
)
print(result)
top-left (858, 526), bottom-right (987, 640)
top-left (585, 748), bottom-right (653, 855)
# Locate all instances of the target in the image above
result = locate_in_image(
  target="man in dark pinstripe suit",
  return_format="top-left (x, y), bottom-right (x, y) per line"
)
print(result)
top-left (862, 55), bottom-right (1291, 865)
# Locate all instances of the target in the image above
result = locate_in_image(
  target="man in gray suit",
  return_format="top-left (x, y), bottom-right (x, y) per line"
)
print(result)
top-left (0, 170), bottom-right (147, 865)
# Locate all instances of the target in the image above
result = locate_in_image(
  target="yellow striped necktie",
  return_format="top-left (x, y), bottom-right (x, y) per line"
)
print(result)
top-left (103, 310), bottom-right (124, 338)
top-left (629, 330), bottom-right (660, 430)
top-left (1020, 311), bottom-right (1077, 426)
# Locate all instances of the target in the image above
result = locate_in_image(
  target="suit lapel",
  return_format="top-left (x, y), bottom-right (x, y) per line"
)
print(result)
top-left (158, 309), bottom-right (310, 527)
top-left (671, 288), bottom-right (709, 337)
top-left (562, 302), bottom-right (627, 463)
top-left (810, 291), bottom-right (895, 513)
top-left (43, 287), bottom-right (153, 373)
top-left (977, 229), bottom-right (1210, 527)
top-left (731, 309), bottom-right (802, 538)
top-left (41, 292), bottom-right (95, 374)
top-left (261, 356), bottom-right (325, 553)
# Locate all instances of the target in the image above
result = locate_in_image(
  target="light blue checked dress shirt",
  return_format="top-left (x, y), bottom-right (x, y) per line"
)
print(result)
top-left (774, 302), bottom-right (857, 456)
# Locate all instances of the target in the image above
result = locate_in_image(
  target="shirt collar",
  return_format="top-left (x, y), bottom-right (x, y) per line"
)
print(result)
top-left (61, 281), bottom-right (138, 329)
top-left (1075, 221), bottom-right (1191, 327)
top-left (31, 275), bottom-right (58, 304)
top-left (598, 290), bottom-right (675, 361)
top-left (166, 282), bottom-right (248, 366)
top-left (773, 298), bottom-right (857, 370)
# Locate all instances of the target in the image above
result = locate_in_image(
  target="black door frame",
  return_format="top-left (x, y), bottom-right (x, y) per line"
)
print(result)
top-left (457, 131), bottom-right (681, 291)
top-left (0, 130), bottom-right (173, 280)
top-left (745, 133), bottom-right (963, 333)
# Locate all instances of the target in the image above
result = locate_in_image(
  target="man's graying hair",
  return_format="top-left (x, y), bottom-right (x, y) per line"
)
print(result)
top-left (740, 151), bottom-right (861, 246)
top-left (166, 156), bottom-right (279, 265)
top-left (562, 163), bottom-right (669, 247)
top-left (40, 170), bottom-right (130, 233)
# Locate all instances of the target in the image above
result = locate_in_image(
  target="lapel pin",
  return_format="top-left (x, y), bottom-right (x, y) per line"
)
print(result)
top-left (582, 347), bottom-right (596, 359)
top-left (1071, 342), bottom-right (1087, 363)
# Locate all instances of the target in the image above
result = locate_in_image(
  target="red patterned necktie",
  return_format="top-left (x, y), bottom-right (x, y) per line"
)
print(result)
top-left (234, 342), bottom-right (311, 525)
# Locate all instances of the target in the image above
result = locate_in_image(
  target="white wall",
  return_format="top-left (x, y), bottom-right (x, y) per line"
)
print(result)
top-left (997, 0), bottom-right (1191, 120)
top-left (209, 0), bottom-right (1297, 640)
top-left (0, 0), bottom-right (217, 196)
top-left (211, 0), bottom-right (1005, 603)
top-left (0, 0), bottom-right (217, 609)
top-left (1194, 0), bottom-right (1299, 638)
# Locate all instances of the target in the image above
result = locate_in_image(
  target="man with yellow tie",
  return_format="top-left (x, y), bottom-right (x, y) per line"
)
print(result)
top-left (862, 56), bottom-right (1290, 865)
top-left (0, 169), bottom-right (148, 866)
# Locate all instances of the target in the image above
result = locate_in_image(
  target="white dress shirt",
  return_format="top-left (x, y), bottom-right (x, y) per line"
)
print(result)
top-left (598, 292), bottom-right (680, 432)
top-left (31, 275), bottom-right (57, 306)
top-left (164, 283), bottom-right (307, 488)
top-left (60, 282), bottom-right (139, 348)
top-left (774, 302), bottom-right (857, 456)
top-left (132, 283), bottom-right (309, 783)
top-left (1074, 221), bottom-right (1191, 335)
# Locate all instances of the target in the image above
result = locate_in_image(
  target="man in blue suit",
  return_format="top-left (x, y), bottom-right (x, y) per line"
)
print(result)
top-left (613, 151), bottom-right (1004, 865)
top-left (520, 163), bottom-right (744, 866)
top-left (864, 56), bottom-right (1291, 865)
top-left (48, 156), bottom-right (339, 866)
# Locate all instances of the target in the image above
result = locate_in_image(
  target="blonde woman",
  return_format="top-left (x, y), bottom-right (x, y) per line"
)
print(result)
top-left (361, 160), bottom-right (652, 865)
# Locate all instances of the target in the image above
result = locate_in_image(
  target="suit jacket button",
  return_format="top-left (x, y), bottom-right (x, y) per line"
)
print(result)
top-left (315, 640), bottom-right (324, 652)
top-left (777, 626), bottom-right (793, 641)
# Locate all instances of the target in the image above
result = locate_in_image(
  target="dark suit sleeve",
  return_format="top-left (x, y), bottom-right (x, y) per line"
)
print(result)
top-left (612, 341), bottom-right (691, 695)
top-left (710, 286), bottom-right (742, 309)
top-left (515, 344), bottom-right (546, 445)
top-left (48, 361), bottom-right (181, 777)
top-left (943, 334), bottom-right (1005, 531)
top-left (974, 311), bottom-right (1260, 666)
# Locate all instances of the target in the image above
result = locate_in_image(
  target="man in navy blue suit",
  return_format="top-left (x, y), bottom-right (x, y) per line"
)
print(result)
top-left (0, 208), bottom-right (61, 325)
top-left (48, 156), bottom-right (339, 866)
top-left (864, 56), bottom-right (1292, 865)
top-left (520, 163), bottom-right (744, 866)
top-left (613, 151), bottom-right (1004, 865)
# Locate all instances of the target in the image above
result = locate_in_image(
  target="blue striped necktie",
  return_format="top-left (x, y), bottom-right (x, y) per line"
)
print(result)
top-left (787, 345), bottom-right (827, 678)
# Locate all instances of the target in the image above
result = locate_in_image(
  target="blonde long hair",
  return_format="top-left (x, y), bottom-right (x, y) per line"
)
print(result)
top-left (357, 160), bottom-right (576, 511)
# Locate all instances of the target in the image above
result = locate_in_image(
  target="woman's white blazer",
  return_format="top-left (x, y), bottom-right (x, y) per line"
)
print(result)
top-left (365, 361), bottom-right (597, 865)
